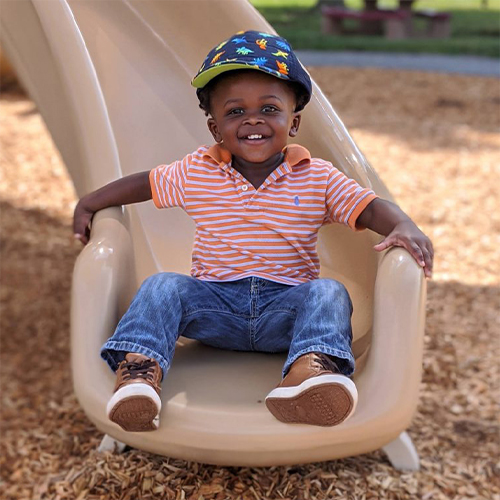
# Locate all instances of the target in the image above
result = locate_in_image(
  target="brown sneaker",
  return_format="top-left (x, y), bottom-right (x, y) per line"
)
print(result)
top-left (265, 352), bottom-right (358, 426)
top-left (106, 353), bottom-right (163, 432)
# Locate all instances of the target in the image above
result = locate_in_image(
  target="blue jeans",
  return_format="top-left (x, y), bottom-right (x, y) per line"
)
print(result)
top-left (101, 273), bottom-right (355, 379)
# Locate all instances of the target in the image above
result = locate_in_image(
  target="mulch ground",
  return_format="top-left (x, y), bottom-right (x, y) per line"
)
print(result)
top-left (1, 68), bottom-right (499, 500)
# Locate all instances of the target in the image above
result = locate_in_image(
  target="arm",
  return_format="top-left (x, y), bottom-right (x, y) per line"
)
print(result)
top-left (73, 171), bottom-right (152, 245)
top-left (356, 198), bottom-right (434, 278)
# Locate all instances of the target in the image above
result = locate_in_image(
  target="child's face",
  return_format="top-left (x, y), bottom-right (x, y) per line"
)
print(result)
top-left (206, 71), bottom-right (301, 165)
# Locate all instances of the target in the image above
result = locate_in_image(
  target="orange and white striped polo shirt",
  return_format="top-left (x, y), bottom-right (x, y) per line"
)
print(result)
top-left (149, 144), bottom-right (378, 285)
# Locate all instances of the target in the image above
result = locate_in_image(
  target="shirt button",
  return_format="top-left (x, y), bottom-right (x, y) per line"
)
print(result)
top-left (241, 184), bottom-right (248, 191)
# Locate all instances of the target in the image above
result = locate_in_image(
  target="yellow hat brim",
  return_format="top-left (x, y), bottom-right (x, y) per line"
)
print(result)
top-left (191, 63), bottom-right (285, 88)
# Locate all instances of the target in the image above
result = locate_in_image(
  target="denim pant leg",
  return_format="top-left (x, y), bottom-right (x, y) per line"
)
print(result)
top-left (255, 278), bottom-right (355, 378)
top-left (286, 278), bottom-right (355, 377)
top-left (100, 273), bottom-right (190, 377)
top-left (101, 273), bottom-right (255, 377)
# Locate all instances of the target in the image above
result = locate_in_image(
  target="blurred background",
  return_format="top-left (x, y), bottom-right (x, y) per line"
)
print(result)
top-left (251, 0), bottom-right (499, 56)
top-left (1, 1), bottom-right (499, 499)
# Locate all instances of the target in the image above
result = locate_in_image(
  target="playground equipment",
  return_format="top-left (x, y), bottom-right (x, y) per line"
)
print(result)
top-left (0, 0), bottom-right (426, 469)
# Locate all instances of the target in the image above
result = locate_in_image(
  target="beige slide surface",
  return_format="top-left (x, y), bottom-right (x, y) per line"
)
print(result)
top-left (0, 0), bottom-right (426, 466)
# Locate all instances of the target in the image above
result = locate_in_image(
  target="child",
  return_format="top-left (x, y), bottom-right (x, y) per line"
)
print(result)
top-left (73, 31), bottom-right (433, 432)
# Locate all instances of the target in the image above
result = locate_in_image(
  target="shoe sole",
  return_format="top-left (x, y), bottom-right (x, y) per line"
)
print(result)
top-left (265, 375), bottom-right (357, 427)
top-left (107, 384), bottom-right (161, 432)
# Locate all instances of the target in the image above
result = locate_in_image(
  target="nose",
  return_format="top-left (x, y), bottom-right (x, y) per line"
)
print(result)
top-left (242, 112), bottom-right (264, 125)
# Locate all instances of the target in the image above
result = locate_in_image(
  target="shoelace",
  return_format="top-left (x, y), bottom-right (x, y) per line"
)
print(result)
top-left (121, 359), bottom-right (157, 383)
top-left (314, 353), bottom-right (340, 373)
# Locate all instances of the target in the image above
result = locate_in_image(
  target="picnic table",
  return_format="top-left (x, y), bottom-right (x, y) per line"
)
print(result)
top-left (321, 0), bottom-right (451, 39)
top-left (364, 0), bottom-right (414, 11)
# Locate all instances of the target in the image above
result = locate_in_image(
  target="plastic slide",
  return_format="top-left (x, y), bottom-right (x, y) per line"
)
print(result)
top-left (0, 0), bottom-right (426, 468)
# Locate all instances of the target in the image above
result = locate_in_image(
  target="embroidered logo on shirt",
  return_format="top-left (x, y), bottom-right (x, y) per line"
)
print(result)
top-left (294, 196), bottom-right (300, 206)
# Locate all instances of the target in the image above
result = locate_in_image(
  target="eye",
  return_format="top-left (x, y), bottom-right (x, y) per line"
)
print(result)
top-left (262, 105), bottom-right (279, 113)
top-left (227, 108), bottom-right (244, 116)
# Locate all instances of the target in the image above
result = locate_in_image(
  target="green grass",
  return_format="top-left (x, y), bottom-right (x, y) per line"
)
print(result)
top-left (251, 0), bottom-right (500, 9)
top-left (250, 1), bottom-right (500, 57)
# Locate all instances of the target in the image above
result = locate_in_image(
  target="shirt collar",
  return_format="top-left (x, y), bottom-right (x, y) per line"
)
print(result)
top-left (204, 143), bottom-right (311, 171)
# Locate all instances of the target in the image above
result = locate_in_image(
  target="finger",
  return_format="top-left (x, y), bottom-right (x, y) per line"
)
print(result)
top-left (424, 265), bottom-right (432, 279)
top-left (427, 241), bottom-right (435, 263)
top-left (409, 242), bottom-right (435, 279)
top-left (392, 239), bottom-right (426, 268)
top-left (422, 246), bottom-right (433, 278)
top-left (74, 221), bottom-right (91, 245)
top-left (422, 261), bottom-right (432, 278)
top-left (422, 246), bottom-right (433, 271)
top-left (373, 237), bottom-right (394, 252)
top-left (74, 226), bottom-right (85, 238)
top-left (427, 239), bottom-right (434, 256)
top-left (74, 233), bottom-right (87, 245)
top-left (409, 242), bottom-right (426, 267)
top-left (74, 220), bottom-right (89, 237)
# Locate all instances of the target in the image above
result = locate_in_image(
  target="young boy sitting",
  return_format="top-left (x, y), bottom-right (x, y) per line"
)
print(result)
top-left (73, 31), bottom-right (433, 432)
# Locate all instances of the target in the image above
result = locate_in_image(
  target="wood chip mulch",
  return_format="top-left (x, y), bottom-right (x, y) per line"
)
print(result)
top-left (1, 68), bottom-right (499, 500)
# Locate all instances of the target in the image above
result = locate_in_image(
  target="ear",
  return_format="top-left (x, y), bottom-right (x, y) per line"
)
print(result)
top-left (289, 113), bottom-right (301, 138)
top-left (207, 117), bottom-right (223, 143)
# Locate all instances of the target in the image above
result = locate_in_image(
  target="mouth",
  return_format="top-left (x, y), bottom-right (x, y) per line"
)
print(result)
top-left (240, 134), bottom-right (269, 144)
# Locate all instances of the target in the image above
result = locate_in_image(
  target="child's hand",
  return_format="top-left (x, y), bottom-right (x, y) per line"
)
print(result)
top-left (71, 171), bottom-right (153, 246)
top-left (73, 199), bottom-right (94, 245)
top-left (373, 221), bottom-right (434, 278)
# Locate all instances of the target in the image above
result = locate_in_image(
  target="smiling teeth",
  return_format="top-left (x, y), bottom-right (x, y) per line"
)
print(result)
top-left (246, 134), bottom-right (263, 140)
